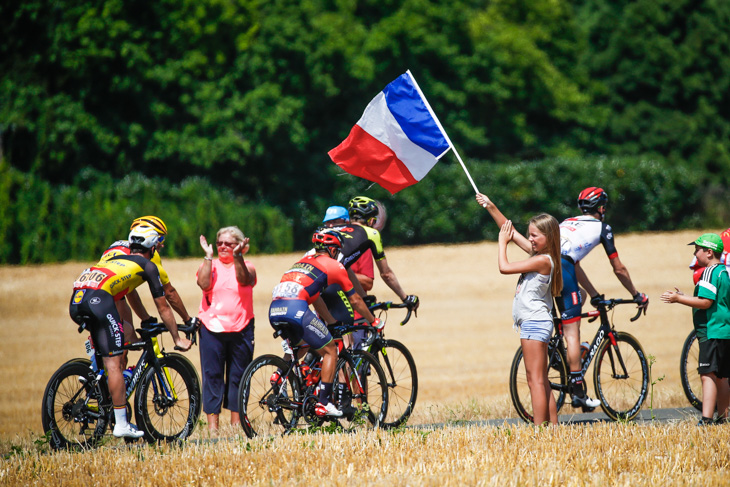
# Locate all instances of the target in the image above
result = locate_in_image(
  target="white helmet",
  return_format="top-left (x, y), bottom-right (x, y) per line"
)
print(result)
top-left (128, 225), bottom-right (160, 251)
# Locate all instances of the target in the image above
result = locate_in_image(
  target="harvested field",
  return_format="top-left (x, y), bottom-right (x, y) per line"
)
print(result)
top-left (1, 229), bottom-right (727, 485)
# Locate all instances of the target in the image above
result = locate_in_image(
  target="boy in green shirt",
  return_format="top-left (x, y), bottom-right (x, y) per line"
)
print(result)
top-left (661, 233), bottom-right (730, 424)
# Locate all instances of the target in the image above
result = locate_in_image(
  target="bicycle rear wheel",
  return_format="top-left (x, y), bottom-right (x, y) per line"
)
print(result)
top-left (333, 350), bottom-right (388, 431)
top-left (134, 355), bottom-right (201, 443)
top-left (679, 329), bottom-right (702, 411)
top-left (374, 339), bottom-right (418, 428)
top-left (593, 332), bottom-right (649, 421)
top-left (238, 355), bottom-right (302, 438)
top-left (509, 341), bottom-right (568, 424)
top-left (41, 359), bottom-right (108, 450)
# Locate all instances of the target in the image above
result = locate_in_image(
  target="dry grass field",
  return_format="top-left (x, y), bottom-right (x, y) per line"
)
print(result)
top-left (2, 229), bottom-right (729, 485)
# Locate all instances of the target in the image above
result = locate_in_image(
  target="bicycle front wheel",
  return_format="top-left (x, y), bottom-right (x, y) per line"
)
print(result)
top-left (134, 355), bottom-right (201, 443)
top-left (679, 329), bottom-right (702, 411)
top-left (238, 355), bottom-right (302, 438)
top-left (41, 359), bottom-right (107, 450)
top-left (509, 342), bottom-right (568, 424)
top-left (375, 339), bottom-right (418, 428)
top-left (333, 350), bottom-right (388, 431)
top-left (593, 332), bottom-right (649, 421)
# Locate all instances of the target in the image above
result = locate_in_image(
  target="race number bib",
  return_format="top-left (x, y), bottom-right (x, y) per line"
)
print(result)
top-left (272, 281), bottom-right (304, 299)
top-left (73, 267), bottom-right (113, 290)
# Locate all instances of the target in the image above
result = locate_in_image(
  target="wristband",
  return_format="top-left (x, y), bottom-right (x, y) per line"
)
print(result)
top-left (234, 253), bottom-right (242, 258)
top-left (203, 256), bottom-right (212, 261)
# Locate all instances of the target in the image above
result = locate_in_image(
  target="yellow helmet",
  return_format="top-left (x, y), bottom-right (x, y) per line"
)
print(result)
top-left (130, 215), bottom-right (168, 236)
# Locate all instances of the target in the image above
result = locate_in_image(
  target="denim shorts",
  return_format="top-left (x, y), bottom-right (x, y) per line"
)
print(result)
top-left (519, 320), bottom-right (553, 343)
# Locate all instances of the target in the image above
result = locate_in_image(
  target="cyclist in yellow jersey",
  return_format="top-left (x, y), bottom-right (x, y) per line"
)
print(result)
top-left (69, 225), bottom-right (192, 438)
top-left (100, 216), bottom-right (195, 345)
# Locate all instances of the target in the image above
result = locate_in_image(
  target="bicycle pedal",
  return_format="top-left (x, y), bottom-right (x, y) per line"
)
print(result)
top-left (581, 406), bottom-right (596, 413)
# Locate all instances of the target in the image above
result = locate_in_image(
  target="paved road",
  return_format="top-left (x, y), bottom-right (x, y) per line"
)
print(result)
top-left (415, 407), bottom-right (700, 429)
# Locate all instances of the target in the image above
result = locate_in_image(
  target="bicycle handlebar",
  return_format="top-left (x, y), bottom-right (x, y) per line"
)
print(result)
top-left (368, 300), bottom-right (414, 326)
top-left (593, 298), bottom-right (644, 322)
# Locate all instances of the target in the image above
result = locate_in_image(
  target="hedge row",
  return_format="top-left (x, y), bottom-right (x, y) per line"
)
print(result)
top-left (326, 155), bottom-right (708, 246)
top-left (0, 163), bottom-right (293, 264)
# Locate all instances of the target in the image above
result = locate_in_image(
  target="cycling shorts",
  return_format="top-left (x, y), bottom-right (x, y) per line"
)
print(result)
top-left (268, 299), bottom-right (332, 351)
top-left (69, 289), bottom-right (125, 357)
top-left (556, 257), bottom-right (582, 324)
top-left (519, 320), bottom-right (552, 343)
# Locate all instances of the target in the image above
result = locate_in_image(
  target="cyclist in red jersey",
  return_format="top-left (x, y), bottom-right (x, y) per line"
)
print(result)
top-left (268, 229), bottom-right (381, 417)
top-left (69, 225), bottom-right (192, 438)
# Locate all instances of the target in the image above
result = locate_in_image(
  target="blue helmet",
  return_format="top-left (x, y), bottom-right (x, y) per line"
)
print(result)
top-left (322, 206), bottom-right (350, 223)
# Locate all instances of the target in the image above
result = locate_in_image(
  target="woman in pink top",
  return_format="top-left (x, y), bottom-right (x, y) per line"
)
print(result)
top-left (197, 226), bottom-right (257, 433)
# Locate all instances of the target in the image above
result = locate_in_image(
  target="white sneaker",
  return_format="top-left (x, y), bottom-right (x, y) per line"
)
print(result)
top-left (113, 422), bottom-right (145, 439)
top-left (315, 402), bottom-right (343, 418)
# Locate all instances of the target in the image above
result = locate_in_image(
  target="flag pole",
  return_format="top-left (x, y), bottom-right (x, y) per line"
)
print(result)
top-left (406, 70), bottom-right (480, 194)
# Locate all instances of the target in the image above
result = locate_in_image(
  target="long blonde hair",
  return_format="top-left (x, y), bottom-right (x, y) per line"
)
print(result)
top-left (528, 213), bottom-right (563, 296)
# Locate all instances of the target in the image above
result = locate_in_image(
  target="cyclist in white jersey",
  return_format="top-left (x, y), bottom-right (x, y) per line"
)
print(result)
top-left (558, 187), bottom-right (649, 410)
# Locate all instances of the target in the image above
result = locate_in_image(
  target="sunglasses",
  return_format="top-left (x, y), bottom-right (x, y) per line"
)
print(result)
top-left (216, 241), bottom-right (237, 248)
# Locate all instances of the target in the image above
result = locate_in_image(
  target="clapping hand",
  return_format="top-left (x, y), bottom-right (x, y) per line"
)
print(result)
top-left (499, 220), bottom-right (514, 245)
top-left (199, 235), bottom-right (214, 259)
top-left (233, 237), bottom-right (250, 257)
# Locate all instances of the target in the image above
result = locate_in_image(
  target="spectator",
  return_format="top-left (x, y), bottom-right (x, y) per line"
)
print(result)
top-left (197, 226), bottom-right (257, 433)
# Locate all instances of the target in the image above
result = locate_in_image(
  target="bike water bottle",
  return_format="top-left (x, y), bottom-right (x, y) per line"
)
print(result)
top-left (580, 342), bottom-right (590, 363)
top-left (123, 367), bottom-right (135, 389)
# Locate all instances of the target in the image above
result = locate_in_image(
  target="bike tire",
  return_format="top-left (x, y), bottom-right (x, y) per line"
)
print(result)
top-left (593, 332), bottom-right (649, 421)
top-left (679, 329), bottom-right (703, 412)
top-left (374, 339), bottom-right (418, 429)
top-left (238, 354), bottom-right (302, 438)
top-left (332, 350), bottom-right (388, 431)
top-left (41, 359), bottom-right (107, 450)
top-left (134, 354), bottom-right (201, 443)
top-left (509, 341), bottom-right (568, 424)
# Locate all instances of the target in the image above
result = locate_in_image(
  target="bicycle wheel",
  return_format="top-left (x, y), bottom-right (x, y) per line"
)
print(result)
top-left (679, 329), bottom-right (702, 411)
top-left (509, 341), bottom-right (568, 424)
top-left (134, 354), bottom-right (202, 443)
top-left (332, 350), bottom-right (388, 431)
top-left (41, 359), bottom-right (108, 450)
top-left (374, 339), bottom-right (418, 428)
top-left (593, 331), bottom-right (649, 421)
top-left (238, 355), bottom-right (302, 438)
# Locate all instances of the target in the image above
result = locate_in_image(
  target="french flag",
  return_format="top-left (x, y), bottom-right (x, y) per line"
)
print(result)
top-left (328, 71), bottom-right (452, 194)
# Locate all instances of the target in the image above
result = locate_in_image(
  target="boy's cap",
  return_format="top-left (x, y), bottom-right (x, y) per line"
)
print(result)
top-left (689, 233), bottom-right (724, 253)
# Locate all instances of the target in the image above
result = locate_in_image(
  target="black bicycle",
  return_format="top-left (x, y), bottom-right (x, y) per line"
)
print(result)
top-left (237, 322), bottom-right (389, 438)
top-left (352, 298), bottom-right (418, 429)
top-left (509, 298), bottom-right (649, 422)
top-left (679, 329), bottom-right (703, 411)
top-left (42, 321), bottom-right (201, 450)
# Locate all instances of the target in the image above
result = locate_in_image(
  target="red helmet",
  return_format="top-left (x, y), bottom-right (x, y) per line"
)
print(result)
top-left (577, 187), bottom-right (608, 214)
top-left (312, 229), bottom-right (343, 258)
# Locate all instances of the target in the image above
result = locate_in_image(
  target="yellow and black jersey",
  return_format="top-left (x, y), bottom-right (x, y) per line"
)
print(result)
top-left (100, 240), bottom-right (170, 285)
top-left (328, 223), bottom-right (385, 269)
top-left (72, 254), bottom-right (165, 301)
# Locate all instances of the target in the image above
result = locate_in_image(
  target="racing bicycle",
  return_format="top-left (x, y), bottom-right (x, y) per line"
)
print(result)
top-left (509, 298), bottom-right (649, 423)
top-left (352, 298), bottom-right (418, 429)
top-left (42, 320), bottom-right (201, 450)
top-left (237, 322), bottom-right (388, 437)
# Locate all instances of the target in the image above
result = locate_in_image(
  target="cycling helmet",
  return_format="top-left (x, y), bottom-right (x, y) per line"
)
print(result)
top-left (577, 187), bottom-right (608, 215)
top-left (322, 206), bottom-right (350, 224)
top-left (312, 229), bottom-right (343, 259)
top-left (128, 225), bottom-right (161, 252)
top-left (348, 196), bottom-right (380, 227)
top-left (131, 216), bottom-right (168, 236)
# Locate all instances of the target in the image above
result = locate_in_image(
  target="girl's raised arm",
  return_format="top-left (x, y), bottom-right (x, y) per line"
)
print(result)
top-left (476, 193), bottom-right (532, 254)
